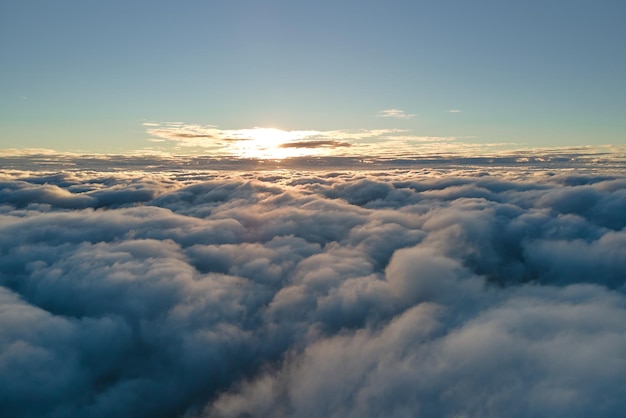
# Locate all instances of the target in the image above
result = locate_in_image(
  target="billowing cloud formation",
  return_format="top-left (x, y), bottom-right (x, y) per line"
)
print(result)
top-left (1, 163), bottom-right (626, 417)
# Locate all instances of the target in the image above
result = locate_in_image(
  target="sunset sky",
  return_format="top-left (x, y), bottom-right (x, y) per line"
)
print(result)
top-left (1, 0), bottom-right (625, 156)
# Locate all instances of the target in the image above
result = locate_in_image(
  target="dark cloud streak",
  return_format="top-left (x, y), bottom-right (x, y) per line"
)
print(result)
top-left (279, 140), bottom-right (352, 149)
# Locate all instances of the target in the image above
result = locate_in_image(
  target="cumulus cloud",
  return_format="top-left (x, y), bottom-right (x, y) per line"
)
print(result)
top-left (376, 109), bottom-right (416, 119)
top-left (1, 161), bottom-right (626, 417)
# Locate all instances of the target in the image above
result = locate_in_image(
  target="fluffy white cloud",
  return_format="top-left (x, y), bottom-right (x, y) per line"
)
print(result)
top-left (1, 163), bottom-right (626, 417)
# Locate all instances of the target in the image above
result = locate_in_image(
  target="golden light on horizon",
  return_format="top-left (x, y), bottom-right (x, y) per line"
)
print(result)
top-left (230, 127), bottom-right (325, 159)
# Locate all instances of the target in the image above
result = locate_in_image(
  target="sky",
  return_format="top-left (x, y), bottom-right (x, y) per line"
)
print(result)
top-left (1, 0), bottom-right (625, 157)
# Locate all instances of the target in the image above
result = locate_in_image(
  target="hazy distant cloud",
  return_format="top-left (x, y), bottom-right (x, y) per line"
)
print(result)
top-left (3, 145), bottom-right (626, 173)
top-left (321, 128), bottom-right (407, 140)
top-left (1, 166), bottom-right (626, 417)
top-left (448, 109), bottom-right (462, 113)
top-left (376, 108), bottom-right (416, 119)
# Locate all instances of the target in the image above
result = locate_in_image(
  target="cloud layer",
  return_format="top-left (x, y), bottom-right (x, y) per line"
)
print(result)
top-left (1, 164), bottom-right (626, 417)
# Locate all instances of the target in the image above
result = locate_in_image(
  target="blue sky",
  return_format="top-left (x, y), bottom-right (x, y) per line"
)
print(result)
top-left (1, 0), bottom-right (625, 156)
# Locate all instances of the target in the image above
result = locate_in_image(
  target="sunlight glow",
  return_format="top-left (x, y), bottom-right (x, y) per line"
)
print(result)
top-left (231, 127), bottom-right (324, 159)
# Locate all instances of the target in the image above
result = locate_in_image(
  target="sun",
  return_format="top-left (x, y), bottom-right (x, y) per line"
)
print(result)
top-left (231, 127), bottom-right (322, 159)
top-left (246, 128), bottom-right (291, 148)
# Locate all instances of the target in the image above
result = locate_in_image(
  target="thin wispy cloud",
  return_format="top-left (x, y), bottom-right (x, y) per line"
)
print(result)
top-left (376, 109), bottom-right (416, 119)
top-left (448, 109), bottom-right (462, 113)
top-left (382, 135), bottom-right (458, 143)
